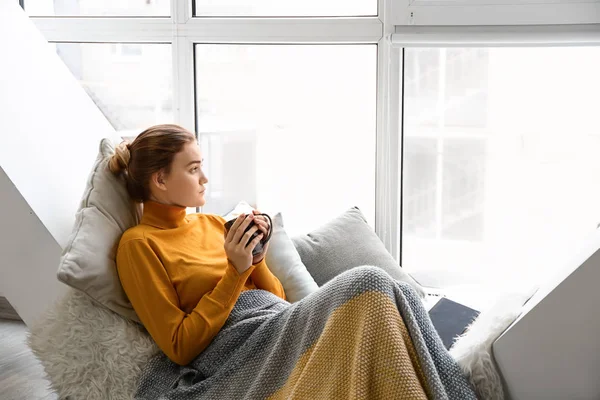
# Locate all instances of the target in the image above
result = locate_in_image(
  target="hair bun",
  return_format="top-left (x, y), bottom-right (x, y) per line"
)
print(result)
top-left (109, 141), bottom-right (131, 175)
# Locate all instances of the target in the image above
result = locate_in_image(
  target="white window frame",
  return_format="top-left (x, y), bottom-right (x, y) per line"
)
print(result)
top-left (29, 1), bottom-right (406, 261)
top-left (390, 0), bottom-right (600, 26)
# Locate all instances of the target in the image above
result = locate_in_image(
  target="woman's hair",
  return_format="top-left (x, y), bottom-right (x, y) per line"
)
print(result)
top-left (108, 124), bottom-right (196, 203)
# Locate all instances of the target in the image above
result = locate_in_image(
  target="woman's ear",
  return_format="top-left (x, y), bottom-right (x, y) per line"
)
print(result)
top-left (150, 170), bottom-right (168, 192)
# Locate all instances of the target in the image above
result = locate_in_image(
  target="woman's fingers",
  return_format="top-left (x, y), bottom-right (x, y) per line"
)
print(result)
top-left (247, 231), bottom-right (264, 250)
top-left (238, 224), bottom-right (260, 248)
top-left (226, 214), bottom-right (251, 244)
top-left (224, 210), bottom-right (268, 248)
top-left (250, 210), bottom-right (270, 234)
top-left (232, 214), bottom-right (255, 245)
top-left (224, 214), bottom-right (245, 243)
top-left (253, 218), bottom-right (269, 234)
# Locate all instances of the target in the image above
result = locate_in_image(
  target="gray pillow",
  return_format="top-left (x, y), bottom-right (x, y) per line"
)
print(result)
top-left (291, 206), bottom-right (426, 298)
top-left (56, 138), bottom-right (143, 323)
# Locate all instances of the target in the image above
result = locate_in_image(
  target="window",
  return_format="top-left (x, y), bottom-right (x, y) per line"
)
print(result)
top-left (29, 0), bottom-right (381, 237)
top-left (402, 47), bottom-right (600, 293)
top-left (26, 0), bottom-right (600, 307)
top-left (25, 0), bottom-right (170, 16)
top-left (195, 45), bottom-right (377, 236)
top-left (193, 0), bottom-right (377, 17)
top-left (51, 43), bottom-right (173, 136)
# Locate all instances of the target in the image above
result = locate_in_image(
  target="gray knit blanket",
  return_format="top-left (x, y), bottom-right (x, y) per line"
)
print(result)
top-left (134, 266), bottom-right (477, 399)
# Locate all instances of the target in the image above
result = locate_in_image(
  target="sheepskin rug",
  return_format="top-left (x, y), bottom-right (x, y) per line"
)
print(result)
top-left (450, 290), bottom-right (534, 400)
top-left (26, 288), bottom-right (159, 400)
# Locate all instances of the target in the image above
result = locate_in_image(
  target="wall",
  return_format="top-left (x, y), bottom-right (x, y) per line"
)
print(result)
top-left (0, 168), bottom-right (67, 326)
top-left (0, 1), bottom-right (119, 326)
top-left (493, 227), bottom-right (600, 399)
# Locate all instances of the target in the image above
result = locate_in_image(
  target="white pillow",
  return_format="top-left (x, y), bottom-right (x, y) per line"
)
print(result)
top-left (56, 138), bottom-right (143, 323)
top-left (222, 201), bottom-right (319, 303)
top-left (265, 212), bottom-right (319, 302)
top-left (222, 200), bottom-right (256, 221)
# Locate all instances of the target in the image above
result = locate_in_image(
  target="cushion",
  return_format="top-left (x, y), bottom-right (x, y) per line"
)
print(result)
top-left (222, 201), bottom-right (319, 303)
top-left (56, 138), bottom-right (143, 323)
top-left (291, 206), bottom-right (426, 298)
top-left (27, 288), bottom-right (158, 400)
top-left (265, 212), bottom-right (319, 302)
top-left (222, 200), bottom-right (256, 221)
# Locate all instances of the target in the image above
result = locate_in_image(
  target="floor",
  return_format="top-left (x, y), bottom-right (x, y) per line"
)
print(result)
top-left (0, 318), bottom-right (58, 400)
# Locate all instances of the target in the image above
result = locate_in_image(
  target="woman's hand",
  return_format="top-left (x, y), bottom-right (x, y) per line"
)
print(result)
top-left (251, 209), bottom-right (271, 264)
top-left (224, 213), bottom-right (264, 274)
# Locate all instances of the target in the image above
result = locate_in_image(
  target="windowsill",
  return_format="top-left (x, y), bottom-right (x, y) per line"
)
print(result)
top-left (423, 284), bottom-right (505, 313)
top-left (414, 269), bottom-right (539, 313)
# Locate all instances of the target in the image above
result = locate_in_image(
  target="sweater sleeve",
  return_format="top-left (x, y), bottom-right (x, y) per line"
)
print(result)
top-left (116, 238), bottom-right (255, 366)
top-left (250, 258), bottom-right (286, 301)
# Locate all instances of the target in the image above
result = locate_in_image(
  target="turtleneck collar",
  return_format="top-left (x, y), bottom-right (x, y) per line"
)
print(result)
top-left (141, 200), bottom-right (188, 229)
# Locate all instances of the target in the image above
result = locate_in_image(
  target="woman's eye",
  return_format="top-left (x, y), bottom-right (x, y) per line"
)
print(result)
top-left (191, 167), bottom-right (199, 172)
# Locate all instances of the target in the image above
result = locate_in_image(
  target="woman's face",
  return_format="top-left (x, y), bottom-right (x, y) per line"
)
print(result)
top-left (151, 141), bottom-right (208, 208)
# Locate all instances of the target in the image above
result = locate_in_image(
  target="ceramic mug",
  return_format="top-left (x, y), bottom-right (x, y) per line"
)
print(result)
top-left (224, 213), bottom-right (272, 256)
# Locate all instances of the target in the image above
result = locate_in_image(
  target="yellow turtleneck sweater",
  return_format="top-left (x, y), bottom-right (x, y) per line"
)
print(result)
top-left (116, 200), bottom-right (286, 366)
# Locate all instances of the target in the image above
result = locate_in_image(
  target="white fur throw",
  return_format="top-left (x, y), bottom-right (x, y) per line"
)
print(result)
top-left (450, 291), bottom-right (532, 400)
top-left (27, 288), bottom-right (158, 400)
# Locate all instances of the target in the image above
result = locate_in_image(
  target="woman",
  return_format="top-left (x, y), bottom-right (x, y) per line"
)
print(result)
top-left (110, 124), bottom-right (476, 400)
top-left (110, 124), bottom-right (286, 367)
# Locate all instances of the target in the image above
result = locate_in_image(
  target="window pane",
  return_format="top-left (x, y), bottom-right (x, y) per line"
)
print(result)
top-left (195, 45), bottom-right (377, 236)
top-left (402, 48), bottom-right (600, 296)
top-left (26, 0), bottom-right (170, 16)
top-left (51, 43), bottom-right (173, 136)
top-left (193, 0), bottom-right (376, 17)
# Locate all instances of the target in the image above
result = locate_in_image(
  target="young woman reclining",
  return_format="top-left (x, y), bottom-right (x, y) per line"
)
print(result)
top-left (110, 124), bottom-right (476, 400)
